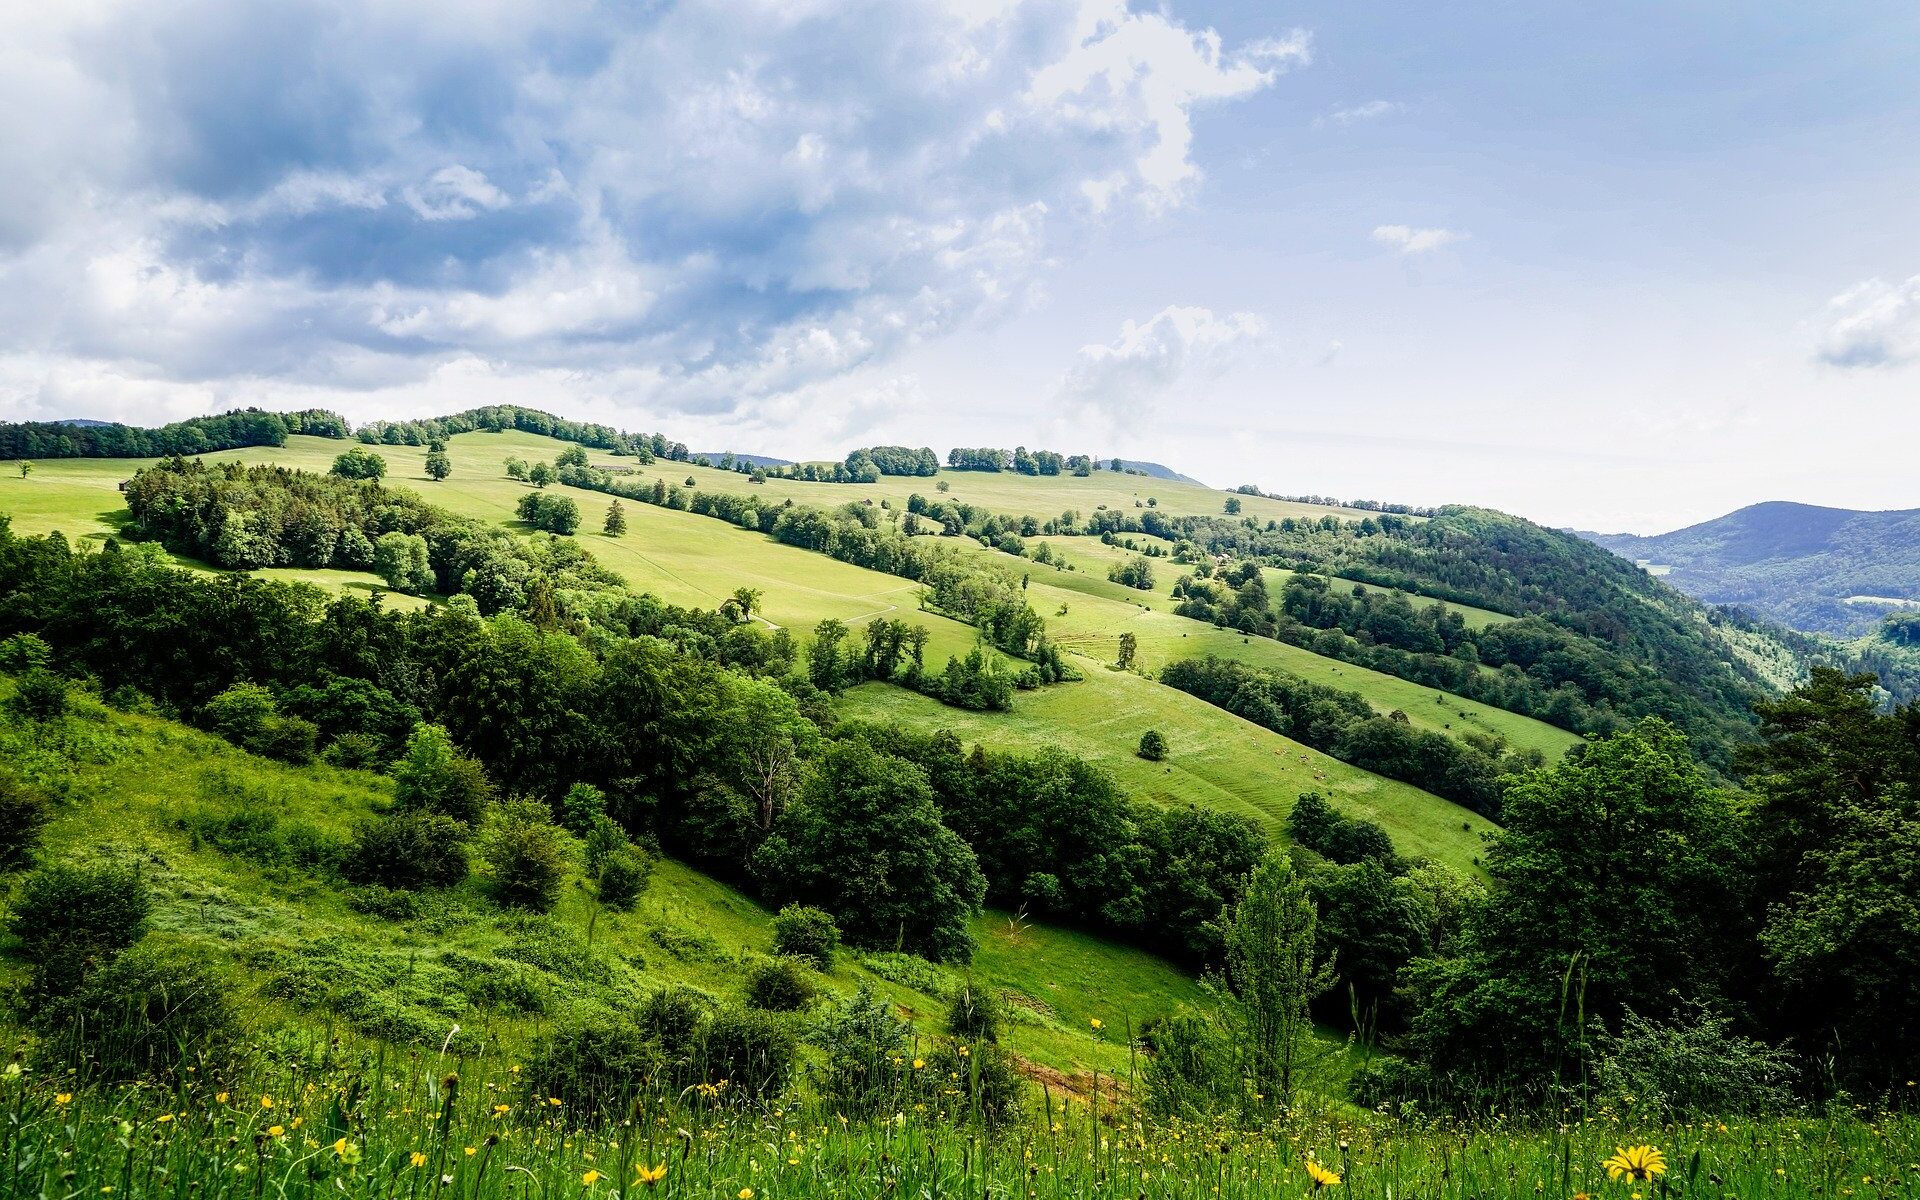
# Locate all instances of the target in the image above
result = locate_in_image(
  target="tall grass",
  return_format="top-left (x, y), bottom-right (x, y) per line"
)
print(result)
top-left (2, 1029), bottom-right (1912, 1199)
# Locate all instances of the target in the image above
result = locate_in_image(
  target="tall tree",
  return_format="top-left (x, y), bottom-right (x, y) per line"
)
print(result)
top-left (603, 500), bottom-right (627, 537)
top-left (1222, 850), bottom-right (1334, 1108)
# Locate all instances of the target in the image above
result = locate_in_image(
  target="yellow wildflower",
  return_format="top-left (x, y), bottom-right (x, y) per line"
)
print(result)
top-left (411, 1152), bottom-right (428, 1169)
top-left (215, 1092), bottom-right (229, 1104)
top-left (1090, 1018), bottom-right (1103, 1029)
top-left (155, 1114), bottom-right (174, 1124)
top-left (260, 1096), bottom-right (274, 1110)
top-left (1604, 1147), bottom-right (1667, 1183)
top-left (740, 1190), bottom-right (755, 1200)
top-left (912, 1059), bottom-right (926, 1070)
top-left (636, 1163), bottom-right (668, 1187)
top-left (465, 1147), bottom-right (478, 1157)
top-left (494, 1104), bottom-right (512, 1115)
top-left (55, 1094), bottom-right (72, 1106)
top-left (1306, 1161), bottom-right (1342, 1189)
top-left (582, 1170), bottom-right (602, 1186)
top-left (268, 1125), bottom-right (284, 1138)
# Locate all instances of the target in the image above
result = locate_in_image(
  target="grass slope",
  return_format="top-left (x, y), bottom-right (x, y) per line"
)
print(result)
top-left (1, 682), bottom-right (1192, 1083)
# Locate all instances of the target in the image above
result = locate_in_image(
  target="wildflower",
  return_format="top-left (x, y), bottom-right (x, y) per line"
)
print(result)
top-left (331, 1137), bottom-right (362, 1164)
top-left (550, 1097), bottom-right (563, 1107)
top-left (215, 1092), bottom-right (229, 1104)
top-left (155, 1114), bottom-right (174, 1124)
top-left (260, 1096), bottom-right (274, 1110)
top-left (1604, 1147), bottom-right (1667, 1183)
top-left (55, 1094), bottom-right (72, 1106)
top-left (912, 1059), bottom-right (925, 1070)
top-left (1305, 1161), bottom-right (1342, 1189)
top-left (583, 1170), bottom-right (602, 1186)
top-left (465, 1147), bottom-right (478, 1157)
top-left (268, 1125), bottom-right (285, 1138)
top-left (411, 1152), bottom-right (428, 1169)
top-left (494, 1104), bottom-right (512, 1115)
top-left (637, 1163), bottom-right (668, 1187)
top-left (1090, 1018), bottom-right (1103, 1029)
top-left (740, 1190), bottom-right (754, 1199)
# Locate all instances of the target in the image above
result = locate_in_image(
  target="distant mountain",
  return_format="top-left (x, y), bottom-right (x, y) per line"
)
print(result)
top-left (54, 418), bottom-right (113, 427)
top-left (1581, 501), bottom-right (1920, 636)
top-left (694, 451), bottom-right (791, 468)
top-left (1112, 459), bottom-right (1204, 484)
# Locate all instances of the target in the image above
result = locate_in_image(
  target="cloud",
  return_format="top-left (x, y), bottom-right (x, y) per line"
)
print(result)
top-left (1055, 304), bottom-right (1264, 429)
top-left (1816, 275), bottom-right (1920, 369)
top-left (0, 0), bottom-right (1306, 426)
top-left (1371, 224), bottom-right (1466, 254)
top-left (1318, 99), bottom-right (1400, 127)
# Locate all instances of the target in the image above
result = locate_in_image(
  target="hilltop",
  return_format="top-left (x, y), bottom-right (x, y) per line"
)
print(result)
top-left (1583, 500), bottom-right (1920, 637)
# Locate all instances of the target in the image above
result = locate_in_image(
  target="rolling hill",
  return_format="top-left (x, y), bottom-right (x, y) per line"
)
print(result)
top-left (1583, 501), bottom-right (1920, 636)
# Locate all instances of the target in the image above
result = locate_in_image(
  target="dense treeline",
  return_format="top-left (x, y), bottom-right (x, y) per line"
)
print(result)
top-left (0, 522), bottom-right (1255, 966)
top-left (1159, 656), bottom-right (1539, 819)
top-left (123, 458), bottom-right (621, 611)
top-left (0, 408), bottom-right (346, 460)
top-left (353, 405), bottom-right (688, 462)
top-left (1349, 679), bottom-right (1920, 1111)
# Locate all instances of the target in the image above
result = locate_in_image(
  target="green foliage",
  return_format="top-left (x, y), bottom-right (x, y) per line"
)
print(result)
top-left (391, 723), bottom-right (494, 823)
top-left (9, 666), bottom-right (68, 721)
top-left (1593, 1003), bottom-right (1797, 1120)
top-left (1137, 728), bottom-right (1168, 761)
top-left (0, 769), bottom-right (50, 869)
top-left (54, 939), bottom-right (239, 1082)
top-left (945, 981), bottom-right (1003, 1043)
top-left (770, 903), bottom-right (840, 968)
top-left (329, 446), bottom-right (388, 480)
top-left (526, 1015), bottom-right (666, 1120)
top-left (1108, 554), bottom-right (1155, 590)
top-left (753, 740), bottom-right (986, 963)
top-left (743, 957), bottom-right (816, 1012)
top-left (0, 631), bottom-right (51, 672)
top-left (603, 499), bottom-right (627, 536)
top-left (424, 448), bottom-right (452, 480)
top-left (0, 407), bottom-right (341, 459)
top-left (345, 810), bottom-right (469, 891)
top-left (1220, 849), bottom-right (1334, 1109)
top-left (1141, 1011), bottom-right (1240, 1119)
top-left (810, 984), bottom-right (912, 1118)
top-left (479, 798), bottom-right (568, 911)
top-left (11, 861), bottom-right (152, 1000)
top-left (199, 683), bottom-right (318, 763)
top-left (594, 846), bottom-right (651, 910)
top-left (1286, 791), bottom-right (1398, 869)
top-left (373, 531), bottom-right (434, 593)
top-left (517, 490), bottom-right (581, 534)
top-left (701, 1006), bottom-right (799, 1099)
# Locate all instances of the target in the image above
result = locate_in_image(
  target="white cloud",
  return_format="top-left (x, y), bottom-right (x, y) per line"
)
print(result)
top-left (1319, 99), bottom-right (1400, 127)
top-left (1371, 224), bottom-right (1466, 254)
top-left (1817, 274), bottom-right (1920, 369)
top-left (0, 0), bottom-right (1309, 429)
top-left (1055, 304), bottom-right (1264, 429)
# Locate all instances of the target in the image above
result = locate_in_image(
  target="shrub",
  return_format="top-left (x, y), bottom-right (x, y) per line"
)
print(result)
top-left (946, 982), bottom-right (1004, 1044)
top-left (0, 770), bottom-right (50, 870)
top-left (1138, 729), bottom-right (1168, 761)
top-left (1141, 1011), bottom-right (1240, 1119)
top-left (254, 714), bottom-right (318, 764)
top-left (200, 683), bottom-right (316, 763)
top-left (595, 847), bottom-right (651, 911)
top-left (920, 1041), bottom-right (1025, 1127)
top-left (11, 862), bottom-right (152, 1000)
top-left (636, 986), bottom-right (713, 1063)
top-left (480, 798), bottom-right (567, 911)
top-left (323, 731), bottom-right (385, 769)
top-left (344, 811), bottom-right (469, 890)
top-left (0, 632), bottom-right (51, 672)
top-left (810, 985), bottom-right (912, 1118)
top-left (391, 724), bottom-right (493, 823)
top-left (11, 667), bottom-right (69, 722)
top-left (527, 1017), bottom-right (664, 1121)
top-left (1593, 1003), bottom-right (1798, 1119)
top-left (770, 904), bottom-right (841, 968)
top-left (701, 1006), bottom-right (799, 1099)
top-left (560, 782), bottom-right (608, 835)
top-left (55, 940), bottom-right (239, 1082)
top-left (744, 957), bottom-right (816, 1012)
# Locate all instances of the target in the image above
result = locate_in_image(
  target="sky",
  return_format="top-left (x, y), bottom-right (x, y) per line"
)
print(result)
top-left (2, 1), bottom-right (1917, 532)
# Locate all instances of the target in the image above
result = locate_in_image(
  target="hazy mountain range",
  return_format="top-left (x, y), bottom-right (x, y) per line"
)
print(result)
top-left (1581, 501), bottom-right (1920, 636)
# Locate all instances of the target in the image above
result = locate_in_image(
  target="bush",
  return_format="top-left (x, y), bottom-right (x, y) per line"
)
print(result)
top-left (701, 1006), bottom-right (798, 1099)
top-left (1138, 729), bottom-right (1169, 761)
top-left (391, 724), bottom-right (493, 823)
top-left (344, 811), bottom-right (469, 891)
top-left (526, 1016), bottom-right (664, 1121)
top-left (0, 632), bottom-right (51, 672)
top-left (480, 798), bottom-right (567, 911)
top-left (10, 667), bottom-right (68, 721)
top-left (323, 732), bottom-right (385, 769)
top-left (1141, 1011), bottom-right (1240, 1119)
top-left (744, 957), bottom-right (816, 1012)
top-left (770, 904), bottom-right (841, 968)
top-left (946, 982), bottom-right (1004, 1044)
top-left (636, 986), bottom-right (713, 1063)
top-left (11, 862), bottom-right (152, 1000)
top-left (810, 985), bottom-right (912, 1118)
top-left (920, 1041), bottom-right (1025, 1127)
top-left (0, 770), bottom-right (50, 870)
top-left (54, 940), bottom-right (239, 1082)
top-left (560, 782), bottom-right (607, 836)
top-left (1593, 1003), bottom-right (1798, 1119)
top-left (200, 683), bottom-right (316, 763)
top-left (254, 714), bottom-right (318, 764)
top-left (595, 847), bottom-right (651, 911)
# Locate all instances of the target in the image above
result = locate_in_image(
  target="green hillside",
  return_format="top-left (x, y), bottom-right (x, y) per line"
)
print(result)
top-left (0, 678), bottom-right (1190, 1083)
